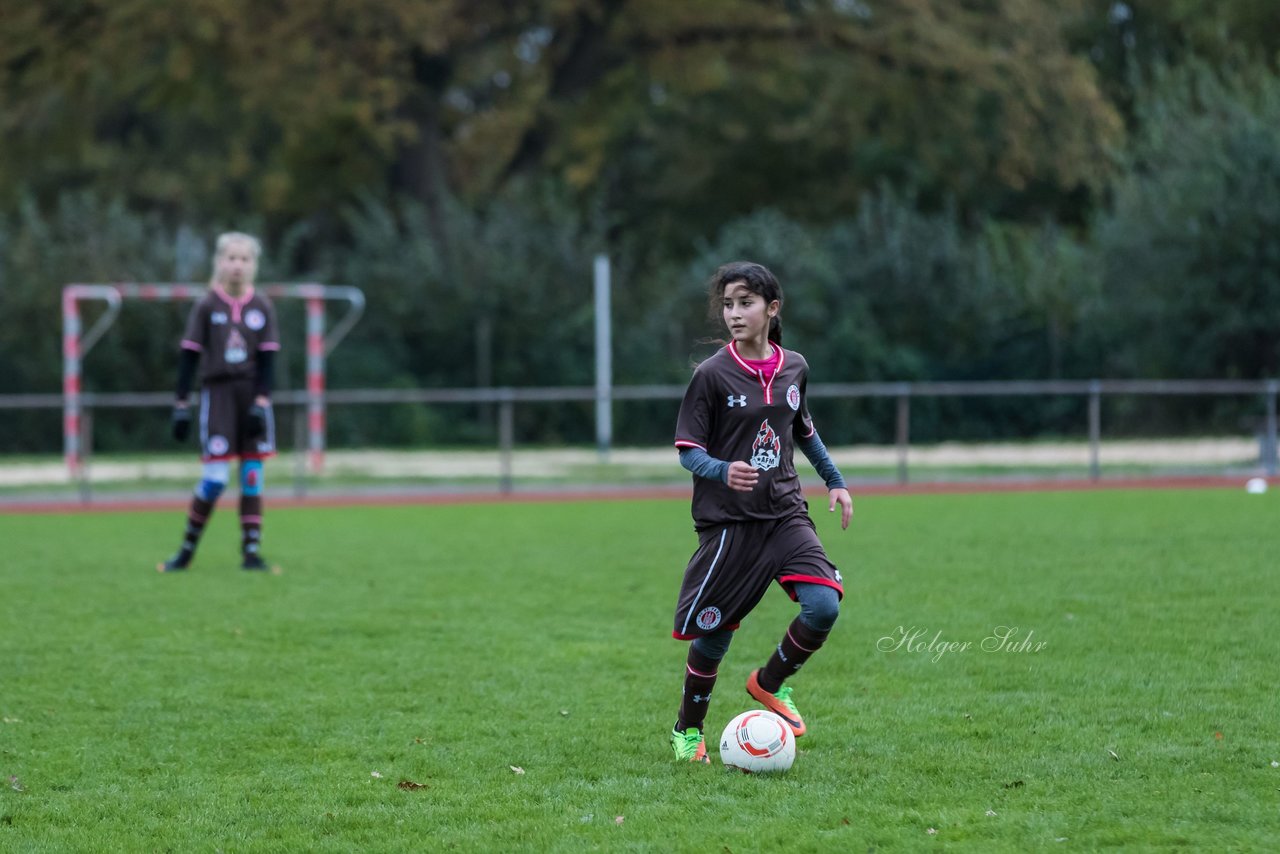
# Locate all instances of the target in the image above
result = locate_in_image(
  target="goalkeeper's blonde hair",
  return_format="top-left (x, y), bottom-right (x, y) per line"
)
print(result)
top-left (215, 231), bottom-right (262, 259)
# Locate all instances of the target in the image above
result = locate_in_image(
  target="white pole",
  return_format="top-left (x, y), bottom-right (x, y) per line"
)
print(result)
top-left (594, 254), bottom-right (612, 461)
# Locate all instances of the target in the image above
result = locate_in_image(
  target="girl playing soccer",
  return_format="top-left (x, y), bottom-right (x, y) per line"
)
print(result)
top-left (669, 261), bottom-right (852, 763)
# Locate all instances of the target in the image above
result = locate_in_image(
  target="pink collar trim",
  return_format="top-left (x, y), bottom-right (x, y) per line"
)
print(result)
top-left (727, 341), bottom-right (784, 404)
top-left (212, 284), bottom-right (255, 323)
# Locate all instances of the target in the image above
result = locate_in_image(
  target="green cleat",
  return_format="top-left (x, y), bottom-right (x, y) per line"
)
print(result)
top-left (670, 726), bottom-right (710, 764)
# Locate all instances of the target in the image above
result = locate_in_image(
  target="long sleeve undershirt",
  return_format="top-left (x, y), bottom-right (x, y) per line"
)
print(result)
top-left (253, 349), bottom-right (275, 399)
top-left (175, 349), bottom-right (199, 400)
top-left (678, 432), bottom-right (846, 490)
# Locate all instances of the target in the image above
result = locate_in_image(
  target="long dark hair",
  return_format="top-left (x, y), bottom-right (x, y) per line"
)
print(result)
top-left (708, 261), bottom-right (783, 345)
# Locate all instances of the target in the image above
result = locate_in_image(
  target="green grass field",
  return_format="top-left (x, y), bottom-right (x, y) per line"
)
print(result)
top-left (1, 488), bottom-right (1276, 851)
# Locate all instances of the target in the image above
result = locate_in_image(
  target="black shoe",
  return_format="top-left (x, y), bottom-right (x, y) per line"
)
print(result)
top-left (241, 553), bottom-right (269, 571)
top-left (157, 552), bottom-right (191, 573)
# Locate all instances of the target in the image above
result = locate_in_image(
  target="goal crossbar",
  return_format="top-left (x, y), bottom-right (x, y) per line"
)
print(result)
top-left (62, 283), bottom-right (365, 478)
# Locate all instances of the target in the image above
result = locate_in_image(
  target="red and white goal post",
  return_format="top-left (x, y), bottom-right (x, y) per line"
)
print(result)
top-left (62, 283), bottom-right (364, 479)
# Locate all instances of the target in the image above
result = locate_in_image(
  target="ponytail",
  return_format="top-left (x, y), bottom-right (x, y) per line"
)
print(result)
top-left (768, 315), bottom-right (782, 345)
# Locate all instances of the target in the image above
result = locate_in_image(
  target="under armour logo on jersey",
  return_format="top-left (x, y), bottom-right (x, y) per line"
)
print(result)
top-left (727, 394), bottom-right (747, 408)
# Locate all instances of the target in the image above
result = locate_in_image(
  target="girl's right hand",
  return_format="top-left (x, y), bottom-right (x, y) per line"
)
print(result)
top-left (725, 461), bottom-right (759, 492)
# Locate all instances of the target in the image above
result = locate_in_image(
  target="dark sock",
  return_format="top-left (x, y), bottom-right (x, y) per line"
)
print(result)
top-left (758, 617), bottom-right (831, 693)
top-left (174, 494), bottom-right (216, 563)
top-left (239, 494), bottom-right (263, 557)
top-left (676, 646), bottom-right (720, 733)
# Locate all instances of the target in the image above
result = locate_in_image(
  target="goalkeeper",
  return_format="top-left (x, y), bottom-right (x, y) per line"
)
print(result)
top-left (158, 232), bottom-right (281, 573)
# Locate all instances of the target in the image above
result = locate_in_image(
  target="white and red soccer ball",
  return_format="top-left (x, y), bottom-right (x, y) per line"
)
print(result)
top-left (719, 710), bottom-right (795, 773)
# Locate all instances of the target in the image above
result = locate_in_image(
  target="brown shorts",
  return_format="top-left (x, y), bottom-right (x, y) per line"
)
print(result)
top-left (198, 380), bottom-right (276, 462)
top-left (672, 512), bottom-right (843, 640)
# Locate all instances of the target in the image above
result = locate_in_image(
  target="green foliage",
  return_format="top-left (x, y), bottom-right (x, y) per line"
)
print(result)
top-left (319, 182), bottom-right (606, 446)
top-left (564, 0), bottom-right (1122, 247)
top-left (329, 182), bottom-right (604, 389)
top-left (0, 1), bottom-right (453, 230)
top-left (0, 0), bottom-right (1122, 248)
top-left (977, 218), bottom-right (1105, 380)
top-left (659, 193), bottom-right (1105, 442)
top-left (1, 491), bottom-right (1278, 849)
top-left (1095, 59), bottom-right (1280, 381)
top-left (1069, 0), bottom-right (1280, 121)
top-left (0, 193), bottom-right (178, 399)
top-left (1, 4), bottom-right (1277, 451)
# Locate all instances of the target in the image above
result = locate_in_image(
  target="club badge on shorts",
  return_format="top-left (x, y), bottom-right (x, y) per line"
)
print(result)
top-left (695, 606), bottom-right (722, 631)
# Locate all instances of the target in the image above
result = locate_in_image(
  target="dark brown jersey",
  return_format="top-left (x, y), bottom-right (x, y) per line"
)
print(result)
top-left (674, 342), bottom-right (818, 531)
top-left (181, 285), bottom-right (281, 384)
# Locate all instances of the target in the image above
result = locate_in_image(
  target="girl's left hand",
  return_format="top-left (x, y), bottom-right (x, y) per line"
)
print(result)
top-left (828, 488), bottom-right (853, 530)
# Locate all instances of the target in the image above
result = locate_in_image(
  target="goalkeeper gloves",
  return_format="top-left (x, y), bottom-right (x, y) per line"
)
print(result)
top-left (171, 405), bottom-right (191, 442)
top-left (247, 403), bottom-right (267, 439)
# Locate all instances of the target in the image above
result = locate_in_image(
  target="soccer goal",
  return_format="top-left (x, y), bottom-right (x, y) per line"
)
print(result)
top-left (61, 283), bottom-right (364, 479)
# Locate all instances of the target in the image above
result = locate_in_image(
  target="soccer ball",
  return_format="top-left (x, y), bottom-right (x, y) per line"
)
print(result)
top-left (719, 710), bottom-right (795, 773)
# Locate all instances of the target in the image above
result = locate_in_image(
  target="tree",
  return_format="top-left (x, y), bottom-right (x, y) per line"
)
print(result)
top-left (1095, 59), bottom-right (1280, 380)
top-left (1068, 0), bottom-right (1280, 123)
top-left (516, 0), bottom-right (1124, 244)
top-left (1, 0), bottom-right (1122, 251)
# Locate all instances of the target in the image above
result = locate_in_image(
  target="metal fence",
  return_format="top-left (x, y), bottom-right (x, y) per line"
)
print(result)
top-left (2, 379), bottom-right (1276, 499)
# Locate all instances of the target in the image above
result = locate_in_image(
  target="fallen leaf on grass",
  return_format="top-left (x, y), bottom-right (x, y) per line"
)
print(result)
top-left (1108, 749), bottom-right (1119, 761)
top-left (614, 816), bottom-right (624, 826)
top-left (1271, 760), bottom-right (1279, 768)
top-left (510, 766), bottom-right (525, 775)
top-left (2, 717), bottom-right (20, 724)
top-left (9, 776), bottom-right (24, 792)
top-left (986, 810), bottom-right (997, 817)
top-left (840, 817), bottom-right (850, 826)
top-left (1214, 731), bottom-right (1224, 741)
top-left (370, 771), bottom-right (383, 779)
top-left (397, 780), bottom-right (427, 790)
top-left (579, 814), bottom-right (593, 823)
top-left (1002, 780), bottom-right (1024, 789)
top-left (926, 827), bottom-right (937, 835)
top-left (560, 709), bottom-right (570, 717)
